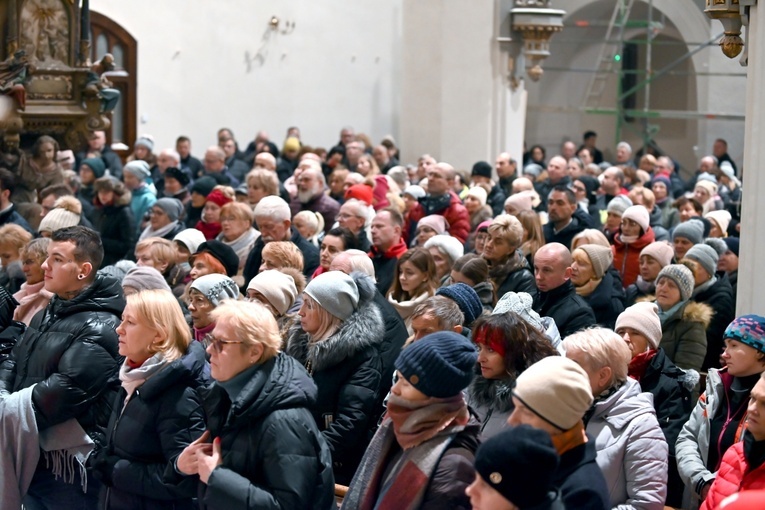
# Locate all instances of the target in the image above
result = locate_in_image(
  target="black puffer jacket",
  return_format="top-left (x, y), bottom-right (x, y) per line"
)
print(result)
top-left (285, 273), bottom-right (386, 484)
top-left (490, 250), bottom-right (538, 302)
top-left (580, 271), bottom-right (625, 330)
top-left (197, 352), bottom-right (335, 510)
top-left (0, 274), bottom-right (124, 441)
top-left (533, 281), bottom-right (597, 339)
top-left (371, 290), bottom-right (408, 424)
top-left (99, 342), bottom-right (209, 510)
top-left (92, 194), bottom-right (137, 267)
top-left (694, 277), bottom-right (736, 370)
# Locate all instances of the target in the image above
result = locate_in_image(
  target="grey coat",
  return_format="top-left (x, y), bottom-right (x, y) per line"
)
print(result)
top-left (586, 378), bottom-right (668, 510)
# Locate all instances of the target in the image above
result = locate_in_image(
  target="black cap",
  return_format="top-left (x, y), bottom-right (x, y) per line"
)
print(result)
top-left (192, 241), bottom-right (239, 277)
top-left (191, 176), bottom-right (217, 197)
top-left (471, 161), bottom-right (492, 179)
top-left (164, 167), bottom-right (190, 187)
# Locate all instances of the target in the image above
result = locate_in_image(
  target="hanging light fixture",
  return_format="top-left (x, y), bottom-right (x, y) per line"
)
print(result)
top-left (705, 0), bottom-right (744, 58)
top-left (510, 0), bottom-right (565, 81)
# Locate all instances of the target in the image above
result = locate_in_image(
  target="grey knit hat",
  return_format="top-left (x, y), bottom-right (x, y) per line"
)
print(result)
top-left (492, 292), bottom-right (544, 332)
top-left (657, 264), bottom-right (695, 302)
top-left (672, 220), bottom-right (704, 246)
top-left (124, 160), bottom-right (151, 181)
top-left (122, 266), bottom-right (171, 293)
top-left (577, 244), bottom-right (613, 280)
top-left (606, 195), bottom-right (632, 216)
top-left (98, 260), bottom-right (137, 282)
top-left (304, 271), bottom-right (359, 321)
top-left (190, 273), bottom-right (239, 306)
top-left (154, 198), bottom-right (185, 222)
top-left (684, 243), bottom-right (719, 278)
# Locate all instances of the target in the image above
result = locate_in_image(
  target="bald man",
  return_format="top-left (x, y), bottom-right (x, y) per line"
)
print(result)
top-left (536, 155), bottom-right (571, 211)
top-left (532, 242), bottom-right (596, 338)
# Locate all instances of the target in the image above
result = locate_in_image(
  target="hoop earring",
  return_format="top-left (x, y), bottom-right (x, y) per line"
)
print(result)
top-left (78, 274), bottom-right (85, 280)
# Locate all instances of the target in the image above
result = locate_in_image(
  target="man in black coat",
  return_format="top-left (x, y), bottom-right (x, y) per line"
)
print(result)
top-left (0, 226), bottom-right (124, 508)
top-left (242, 196), bottom-right (319, 288)
top-left (532, 243), bottom-right (597, 338)
top-left (543, 185), bottom-right (587, 251)
top-left (75, 130), bottom-right (123, 179)
top-left (0, 168), bottom-right (33, 233)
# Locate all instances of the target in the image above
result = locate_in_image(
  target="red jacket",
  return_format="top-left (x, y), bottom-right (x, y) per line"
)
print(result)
top-left (611, 227), bottom-right (655, 288)
top-left (409, 191), bottom-right (470, 244)
top-left (701, 440), bottom-right (765, 510)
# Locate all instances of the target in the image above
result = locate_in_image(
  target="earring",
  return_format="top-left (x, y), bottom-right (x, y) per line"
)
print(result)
top-left (78, 274), bottom-right (85, 280)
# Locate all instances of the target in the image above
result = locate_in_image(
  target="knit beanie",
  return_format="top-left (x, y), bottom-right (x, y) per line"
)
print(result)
top-left (436, 283), bottom-right (483, 327)
top-left (98, 260), bottom-right (136, 282)
top-left (304, 271), bottom-right (359, 321)
top-left (246, 270), bottom-right (298, 316)
top-left (684, 243), bottom-right (719, 277)
top-left (205, 189), bottom-right (233, 208)
top-left (173, 228), bottom-right (206, 254)
top-left (651, 175), bottom-right (671, 191)
top-left (622, 205), bottom-right (650, 232)
top-left (523, 163), bottom-right (543, 179)
top-left (504, 191), bottom-right (534, 213)
top-left (134, 134), bottom-right (155, 152)
top-left (719, 161), bottom-right (740, 185)
top-left (471, 161), bottom-right (493, 179)
top-left (697, 172), bottom-right (718, 184)
top-left (190, 273), bottom-right (239, 306)
top-left (477, 219), bottom-right (492, 233)
top-left (577, 244), bottom-right (613, 279)
top-left (373, 175), bottom-right (391, 210)
top-left (640, 241), bottom-right (674, 268)
top-left (124, 160), bottom-right (151, 181)
top-left (575, 175), bottom-right (600, 202)
top-left (154, 197), bottom-right (184, 222)
top-left (164, 167), bottom-right (190, 187)
top-left (191, 176), bottom-right (217, 197)
top-left (474, 425), bottom-right (559, 509)
top-left (492, 292), bottom-right (545, 332)
top-left (81, 157), bottom-right (106, 179)
top-left (345, 184), bottom-right (374, 206)
top-left (724, 315), bottom-right (765, 355)
top-left (705, 238), bottom-right (728, 258)
top-left (403, 185), bottom-right (426, 200)
top-left (424, 235), bottom-right (464, 264)
top-left (656, 264), bottom-right (695, 302)
top-left (724, 237), bottom-right (740, 257)
top-left (512, 356), bottom-right (594, 431)
top-left (695, 180), bottom-right (718, 197)
top-left (606, 195), bottom-right (632, 216)
top-left (395, 331), bottom-right (477, 398)
top-left (417, 215), bottom-right (448, 236)
top-left (38, 197), bottom-right (81, 234)
top-left (192, 241), bottom-right (239, 278)
top-left (467, 186), bottom-right (488, 207)
top-left (705, 210), bottom-right (732, 235)
top-left (122, 266), bottom-right (172, 293)
top-left (615, 302), bottom-right (662, 350)
top-left (672, 220), bottom-right (704, 246)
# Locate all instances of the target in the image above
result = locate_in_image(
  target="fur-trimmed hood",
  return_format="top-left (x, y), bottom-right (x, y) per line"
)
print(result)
top-left (637, 296), bottom-right (714, 328)
top-left (285, 272), bottom-right (385, 372)
top-left (467, 373), bottom-right (514, 413)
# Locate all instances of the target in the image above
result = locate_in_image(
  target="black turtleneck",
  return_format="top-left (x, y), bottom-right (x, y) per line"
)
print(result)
top-left (708, 373), bottom-right (762, 472)
top-left (744, 431), bottom-right (765, 472)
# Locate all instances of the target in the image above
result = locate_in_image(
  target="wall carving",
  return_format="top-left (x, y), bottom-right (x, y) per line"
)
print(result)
top-left (20, 0), bottom-right (70, 69)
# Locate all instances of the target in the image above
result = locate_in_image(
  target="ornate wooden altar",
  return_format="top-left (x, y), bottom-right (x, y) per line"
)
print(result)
top-left (0, 0), bottom-right (117, 152)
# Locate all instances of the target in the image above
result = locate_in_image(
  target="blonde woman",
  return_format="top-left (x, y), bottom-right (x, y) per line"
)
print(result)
top-left (216, 201), bottom-right (260, 268)
top-left (175, 300), bottom-right (335, 509)
top-left (285, 271), bottom-right (385, 485)
top-left (12, 237), bottom-right (53, 325)
top-left (482, 214), bottom-right (537, 302)
top-left (90, 289), bottom-right (208, 509)
top-left (387, 248), bottom-right (439, 330)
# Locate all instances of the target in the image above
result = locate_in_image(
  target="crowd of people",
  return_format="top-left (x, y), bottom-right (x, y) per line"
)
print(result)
top-left (0, 125), bottom-right (763, 510)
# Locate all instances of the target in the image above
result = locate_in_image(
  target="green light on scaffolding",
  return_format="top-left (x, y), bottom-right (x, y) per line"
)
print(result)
top-left (614, 54), bottom-right (621, 62)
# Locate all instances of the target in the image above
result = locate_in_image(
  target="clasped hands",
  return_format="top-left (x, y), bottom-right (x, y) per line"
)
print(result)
top-left (177, 430), bottom-right (223, 484)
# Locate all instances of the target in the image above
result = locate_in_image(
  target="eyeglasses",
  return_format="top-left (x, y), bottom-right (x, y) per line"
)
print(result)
top-left (203, 333), bottom-right (244, 353)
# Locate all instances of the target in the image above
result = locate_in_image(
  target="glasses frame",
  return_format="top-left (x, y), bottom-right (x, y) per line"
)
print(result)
top-left (203, 333), bottom-right (245, 353)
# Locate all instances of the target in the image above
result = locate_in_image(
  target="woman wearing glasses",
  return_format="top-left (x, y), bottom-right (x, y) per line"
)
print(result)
top-left (188, 273), bottom-right (240, 342)
top-left (89, 289), bottom-right (209, 509)
top-left (176, 300), bottom-right (335, 509)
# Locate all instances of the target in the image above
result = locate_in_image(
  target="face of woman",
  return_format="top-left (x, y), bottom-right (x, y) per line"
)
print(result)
top-left (428, 247), bottom-right (450, 280)
top-left (390, 371), bottom-right (429, 401)
top-left (709, 222), bottom-right (724, 239)
top-left (116, 304), bottom-right (160, 365)
top-left (220, 214), bottom-right (249, 241)
top-left (721, 339), bottom-right (765, 378)
top-left (150, 206), bottom-right (172, 230)
top-left (572, 180), bottom-right (587, 202)
top-left (617, 327), bottom-right (650, 357)
top-left (207, 321), bottom-right (256, 382)
top-left (135, 248), bottom-right (168, 273)
top-left (694, 188), bottom-right (710, 204)
top-left (189, 257), bottom-right (214, 281)
top-left (202, 202), bottom-right (222, 224)
top-left (293, 217), bottom-right (314, 240)
top-left (258, 253), bottom-right (281, 273)
top-left (476, 342), bottom-right (506, 380)
top-left (187, 289), bottom-right (215, 329)
top-left (134, 146), bottom-right (149, 160)
top-left (319, 235), bottom-right (345, 270)
top-left (570, 250), bottom-right (595, 287)
top-left (329, 175), bottom-right (345, 196)
top-left (652, 182), bottom-right (668, 201)
top-left (620, 218), bottom-right (642, 238)
top-left (531, 147), bottom-right (544, 163)
top-left (164, 176), bottom-right (182, 195)
top-left (416, 226), bottom-right (437, 246)
top-left (718, 250), bottom-right (739, 273)
top-left (22, 255), bottom-right (45, 285)
top-left (474, 231), bottom-right (488, 255)
top-left (246, 289), bottom-right (278, 316)
top-left (569, 162), bottom-right (584, 180)
top-left (639, 255), bottom-right (662, 282)
top-left (464, 195), bottom-right (482, 214)
top-left (247, 183), bottom-right (268, 205)
top-left (298, 296), bottom-right (322, 336)
top-left (357, 157), bottom-right (372, 176)
top-left (465, 474), bottom-right (516, 510)
top-left (97, 190), bottom-right (114, 206)
top-left (673, 237), bottom-right (693, 261)
top-left (605, 212), bottom-right (622, 231)
top-left (655, 276), bottom-right (682, 310)
top-left (399, 260), bottom-right (428, 294)
top-left (483, 231), bottom-right (514, 264)
top-left (679, 203), bottom-right (698, 222)
top-left (450, 269), bottom-right (476, 287)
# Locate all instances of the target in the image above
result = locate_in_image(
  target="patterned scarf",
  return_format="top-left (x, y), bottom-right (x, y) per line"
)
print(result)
top-left (386, 394), bottom-right (469, 450)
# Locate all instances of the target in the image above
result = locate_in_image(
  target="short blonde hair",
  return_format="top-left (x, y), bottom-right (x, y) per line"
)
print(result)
top-left (221, 201), bottom-right (255, 224)
top-left (563, 327), bottom-right (631, 388)
top-left (293, 210), bottom-right (323, 238)
top-left (125, 290), bottom-right (190, 362)
top-left (135, 237), bottom-right (176, 267)
top-left (210, 300), bottom-right (281, 362)
top-left (246, 169), bottom-right (279, 197)
top-left (0, 224), bottom-right (33, 252)
top-left (22, 237), bottom-right (51, 264)
top-left (262, 241), bottom-right (304, 271)
top-left (571, 229), bottom-right (611, 250)
top-left (487, 214), bottom-right (523, 249)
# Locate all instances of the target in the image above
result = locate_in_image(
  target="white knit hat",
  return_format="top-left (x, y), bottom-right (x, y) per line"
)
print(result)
top-left (621, 205), bottom-right (650, 232)
top-left (640, 241), bottom-right (674, 268)
top-left (173, 228), bottom-right (206, 254)
top-left (247, 270), bottom-right (298, 316)
top-left (492, 292), bottom-right (544, 332)
top-left (467, 186), bottom-right (488, 207)
top-left (38, 196), bottom-right (81, 234)
top-left (424, 235), bottom-right (464, 264)
top-left (705, 210), bottom-right (732, 235)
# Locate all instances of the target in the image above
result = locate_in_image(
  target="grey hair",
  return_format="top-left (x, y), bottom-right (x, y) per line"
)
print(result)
top-left (253, 196), bottom-right (291, 222)
top-left (160, 149), bottom-right (181, 164)
top-left (343, 198), bottom-right (372, 227)
top-left (337, 249), bottom-right (375, 278)
top-left (410, 296), bottom-right (464, 331)
top-left (616, 141), bottom-right (632, 155)
top-left (563, 327), bottom-right (631, 388)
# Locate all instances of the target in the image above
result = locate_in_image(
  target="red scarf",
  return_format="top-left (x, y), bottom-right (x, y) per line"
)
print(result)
top-left (195, 220), bottom-right (222, 240)
top-left (385, 394), bottom-right (469, 450)
top-left (628, 349), bottom-right (658, 382)
top-left (370, 237), bottom-right (408, 260)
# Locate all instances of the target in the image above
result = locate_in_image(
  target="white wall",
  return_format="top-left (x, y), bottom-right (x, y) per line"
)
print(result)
top-left (91, 0), bottom-right (402, 153)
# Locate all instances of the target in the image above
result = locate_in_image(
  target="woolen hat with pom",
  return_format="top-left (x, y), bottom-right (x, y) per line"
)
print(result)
top-left (395, 331), bottom-right (477, 398)
top-left (615, 302), bottom-right (663, 350)
top-left (38, 196), bottom-right (81, 234)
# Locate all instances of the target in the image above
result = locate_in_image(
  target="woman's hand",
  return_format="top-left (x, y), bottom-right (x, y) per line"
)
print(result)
top-left (198, 437), bottom-right (223, 484)
top-left (176, 430), bottom-right (211, 476)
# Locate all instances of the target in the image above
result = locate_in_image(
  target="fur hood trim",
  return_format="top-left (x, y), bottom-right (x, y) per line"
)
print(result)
top-left (285, 300), bottom-right (385, 372)
top-left (682, 301), bottom-right (714, 327)
top-left (467, 374), bottom-right (514, 413)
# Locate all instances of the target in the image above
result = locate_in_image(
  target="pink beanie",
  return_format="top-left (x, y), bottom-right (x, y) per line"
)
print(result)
top-left (621, 205), bottom-right (650, 232)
